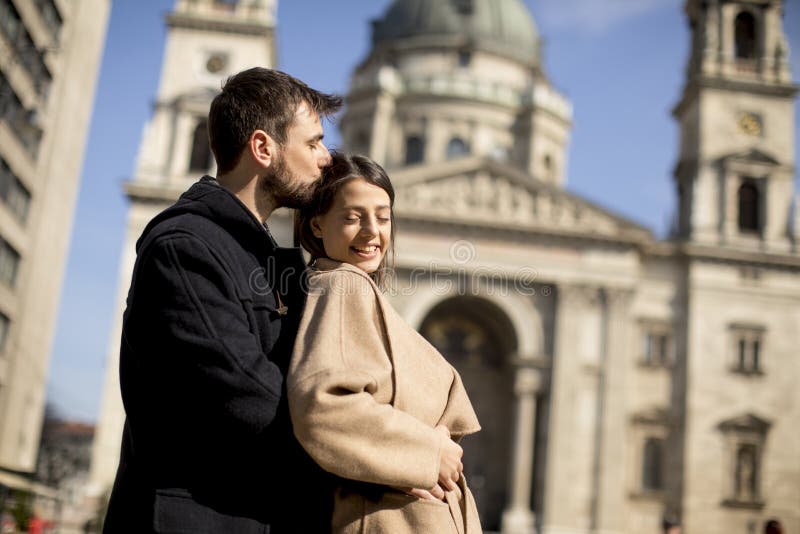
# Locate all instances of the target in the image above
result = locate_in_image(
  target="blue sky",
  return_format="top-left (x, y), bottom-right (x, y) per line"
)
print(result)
top-left (47, 0), bottom-right (800, 422)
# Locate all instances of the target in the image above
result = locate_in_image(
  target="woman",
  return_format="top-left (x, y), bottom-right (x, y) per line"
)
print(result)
top-left (288, 152), bottom-right (482, 533)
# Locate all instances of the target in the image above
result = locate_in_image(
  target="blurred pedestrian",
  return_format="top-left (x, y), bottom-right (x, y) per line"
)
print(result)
top-left (765, 519), bottom-right (784, 534)
top-left (663, 514), bottom-right (682, 534)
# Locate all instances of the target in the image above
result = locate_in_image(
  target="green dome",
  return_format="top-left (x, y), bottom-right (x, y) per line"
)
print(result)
top-left (372, 0), bottom-right (540, 65)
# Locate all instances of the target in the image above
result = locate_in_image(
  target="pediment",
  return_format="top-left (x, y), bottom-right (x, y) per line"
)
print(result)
top-left (391, 157), bottom-right (652, 243)
top-left (721, 148), bottom-right (780, 166)
top-left (630, 406), bottom-right (672, 426)
top-left (165, 88), bottom-right (220, 111)
top-left (178, 87), bottom-right (219, 102)
top-left (718, 413), bottom-right (771, 434)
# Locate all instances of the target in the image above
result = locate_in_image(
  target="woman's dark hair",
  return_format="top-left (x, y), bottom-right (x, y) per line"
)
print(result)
top-left (295, 152), bottom-right (396, 287)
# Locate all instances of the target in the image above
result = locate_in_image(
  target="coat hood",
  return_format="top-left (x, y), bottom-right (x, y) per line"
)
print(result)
top-left (136, 176), bottom-right (276, 253)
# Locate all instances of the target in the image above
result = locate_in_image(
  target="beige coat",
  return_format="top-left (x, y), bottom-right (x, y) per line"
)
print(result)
top-left (288, 259), bottom-right (482, 534)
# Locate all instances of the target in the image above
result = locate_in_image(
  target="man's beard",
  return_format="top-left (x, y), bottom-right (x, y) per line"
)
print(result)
top-left (259, 153), bottom-right (316, 210)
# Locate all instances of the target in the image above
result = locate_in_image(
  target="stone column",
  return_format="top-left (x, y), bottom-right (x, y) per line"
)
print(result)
top-left (501, 364), bottom-right (542, 534)
top-left (594, 288), bottom-right (634, 532)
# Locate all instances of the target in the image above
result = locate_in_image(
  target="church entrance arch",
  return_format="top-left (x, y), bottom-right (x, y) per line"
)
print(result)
top-left (419, 296), bottom-right (517, 531)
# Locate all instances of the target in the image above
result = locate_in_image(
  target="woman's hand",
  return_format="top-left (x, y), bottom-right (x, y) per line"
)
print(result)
top-left (436, 425), bottom-right (463, 491)
top-left (401, 484), bottom-right (446, 501)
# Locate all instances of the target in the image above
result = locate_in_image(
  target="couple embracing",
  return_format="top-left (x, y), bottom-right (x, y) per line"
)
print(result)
top-left (103, 68), bottom-right (482, 534)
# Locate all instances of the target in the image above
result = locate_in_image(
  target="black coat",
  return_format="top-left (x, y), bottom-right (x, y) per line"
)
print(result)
top-left (103, 177), bottom-right (332, 533)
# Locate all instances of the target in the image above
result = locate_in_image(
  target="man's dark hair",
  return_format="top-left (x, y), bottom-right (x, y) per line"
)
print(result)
top-left (208, 68), bottom-right (342, 174)
top-left (662, 514), bottom-right (680, 532)
top-left (765, 519), bottom-right (783, 534)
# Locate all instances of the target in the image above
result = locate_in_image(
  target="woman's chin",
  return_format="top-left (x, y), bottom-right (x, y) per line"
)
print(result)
top-left (354, 261), bottom-right (379, 274)
top-left (348, 257), bottom-right (382, 275)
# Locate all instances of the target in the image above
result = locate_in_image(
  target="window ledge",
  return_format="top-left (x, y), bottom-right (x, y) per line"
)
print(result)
top-left (729, 367), bottom-right (765, 377)
top-left (629, 490), bottom-right (666, 502)
top-left (721, 498), bottom-right (765, 510)
top-left (638, 361), bottom-right (672, 371)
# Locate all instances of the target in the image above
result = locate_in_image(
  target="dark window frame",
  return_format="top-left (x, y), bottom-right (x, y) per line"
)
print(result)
top-left (405, 135), bottom-right (425, 165)
top-left (737, 178), bottom-right (761, 234)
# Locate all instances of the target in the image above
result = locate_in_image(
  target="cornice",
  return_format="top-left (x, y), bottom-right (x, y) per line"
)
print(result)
top-left (166, 13), bottom-right (274, 36)
top-left (674, 241), bottom-right (800, 270)
top-left (674, 75), bottom-right (799, 115)
top-left (395, 212), bottom-right (650, 249)
top-left (124, 181), bottom-right (184, 204)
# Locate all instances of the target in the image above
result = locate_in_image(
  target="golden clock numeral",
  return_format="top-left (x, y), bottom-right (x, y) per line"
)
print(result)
top-left (738, 113), bottom-right (762, 136)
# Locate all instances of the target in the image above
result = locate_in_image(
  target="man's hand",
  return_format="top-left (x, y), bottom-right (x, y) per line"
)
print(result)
top-left (436, 425), bottom-right (463, 491)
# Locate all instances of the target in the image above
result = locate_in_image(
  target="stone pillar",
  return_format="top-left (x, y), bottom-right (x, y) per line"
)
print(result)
top-left (541, 284), bottom-right (602, 533)
top-left (594, 288), bottom-right (634, 532)
top-left (501, 365), bottom-right (542, 534)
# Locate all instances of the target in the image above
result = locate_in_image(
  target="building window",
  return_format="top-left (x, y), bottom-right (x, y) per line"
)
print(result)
top-left (630, 408), bottom-right (670, 500)
top-left (640, 322), bottom-right (671, 367)
top-left (719, 414), bottom-right (769, 509)
top-left (730, 325), bottom-right (764, 375)
top-left (458, 50), bottom-right (472, 68)
top-left (352, 130), bottom-right (370, 155)
top-left (446, 137), bottom-right (469, 160)
top-left (215, 0), bottom-right (237, 11)
top-left (0, 0), bottom-right (22, 46)
top-left (0, 157), bottom-right (31, 223)
top-left (18, 30), bottom-right (52, 98)
top-left (0, 311), bottom-right (9, 352)
top-left (642, 438), bottom-right (665, 491)
top-left (735, 443), bottom-right (758, 501)
top-left (34, 0), bottom-right (63, 45)
top-left (0, 237), bottom-right (20, 288)
top-left (1, 73), bottom-right (44, 158)
top-left (735, 12), bottom-right (757, 60)
top-left (189, 120), bottom-right (212, 173)
top-left (405, 136), bottom-right (424, 165)
top-left (0, 1), bottom-right (52, 98)
top-left (737, 179), bottom-right (760, 233)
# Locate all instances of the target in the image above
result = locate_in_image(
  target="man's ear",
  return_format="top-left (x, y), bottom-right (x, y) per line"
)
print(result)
top-left (310, 216), bottom-right (324, 239)
top-left (249, 130), bottom-right (277, 169)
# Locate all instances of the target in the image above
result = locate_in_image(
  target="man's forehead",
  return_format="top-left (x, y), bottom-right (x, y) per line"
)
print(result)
top-left (293, 102), bottom-right (321, 124)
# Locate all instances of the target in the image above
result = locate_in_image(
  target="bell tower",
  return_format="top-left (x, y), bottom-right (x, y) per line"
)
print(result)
top-left (673, 0), bottom-right (798, 252)
top-left (87, 0), bottom-right (277, 505)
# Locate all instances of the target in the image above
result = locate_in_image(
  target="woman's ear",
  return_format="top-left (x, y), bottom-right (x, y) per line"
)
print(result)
top-left (310, 216), bottom-right (324, 239)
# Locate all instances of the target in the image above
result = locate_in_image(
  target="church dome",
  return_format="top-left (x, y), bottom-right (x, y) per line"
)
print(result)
top-left (372, 0), bottom-right (540, 66)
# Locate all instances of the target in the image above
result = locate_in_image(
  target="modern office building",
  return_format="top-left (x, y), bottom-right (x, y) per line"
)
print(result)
top-left (0, 0), bottom-right (110, 491)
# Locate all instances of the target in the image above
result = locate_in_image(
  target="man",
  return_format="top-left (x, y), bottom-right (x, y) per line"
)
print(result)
top-left (765, 519), bottom-right (784, 534)
top-left (662, 515), bottom-right (681, 534)
top-left (103, 68), bottom-right (342, 533)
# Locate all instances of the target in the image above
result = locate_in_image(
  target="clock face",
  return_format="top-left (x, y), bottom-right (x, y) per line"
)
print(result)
top-left (206, 54), bottom-right (227, 74)
top-left (738, 112), bottom-right (762, 136)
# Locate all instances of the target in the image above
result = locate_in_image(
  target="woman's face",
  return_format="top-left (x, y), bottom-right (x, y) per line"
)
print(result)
top-left (311, 178), bottom-right (392, 274)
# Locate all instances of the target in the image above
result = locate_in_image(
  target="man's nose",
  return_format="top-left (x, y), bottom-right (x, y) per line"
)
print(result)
top-left (319, 143), bottom-right (332, 167)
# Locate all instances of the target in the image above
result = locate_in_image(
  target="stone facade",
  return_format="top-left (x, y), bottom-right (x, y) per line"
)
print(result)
top-left (90, 0), bottom-right (800, 533)
top-left (0, 0), bottom-right (109, 483)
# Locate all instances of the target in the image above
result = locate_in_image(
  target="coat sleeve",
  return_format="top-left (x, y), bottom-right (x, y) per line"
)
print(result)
top-left (123, 233), bottom-right (283, 435)
top-left (288, 270), bottom-right (444, 490)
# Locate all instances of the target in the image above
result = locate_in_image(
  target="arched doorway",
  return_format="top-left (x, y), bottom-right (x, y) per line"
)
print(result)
top-left (419, 296), bottom-right (517, 531)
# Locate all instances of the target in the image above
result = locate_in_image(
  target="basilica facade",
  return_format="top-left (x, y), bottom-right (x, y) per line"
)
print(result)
top-left (90, 1), bottom-right (800, 533)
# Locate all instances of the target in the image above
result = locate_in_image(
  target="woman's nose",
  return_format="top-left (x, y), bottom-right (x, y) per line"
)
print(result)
top-left (361, 217), bottom-right (378, 236)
